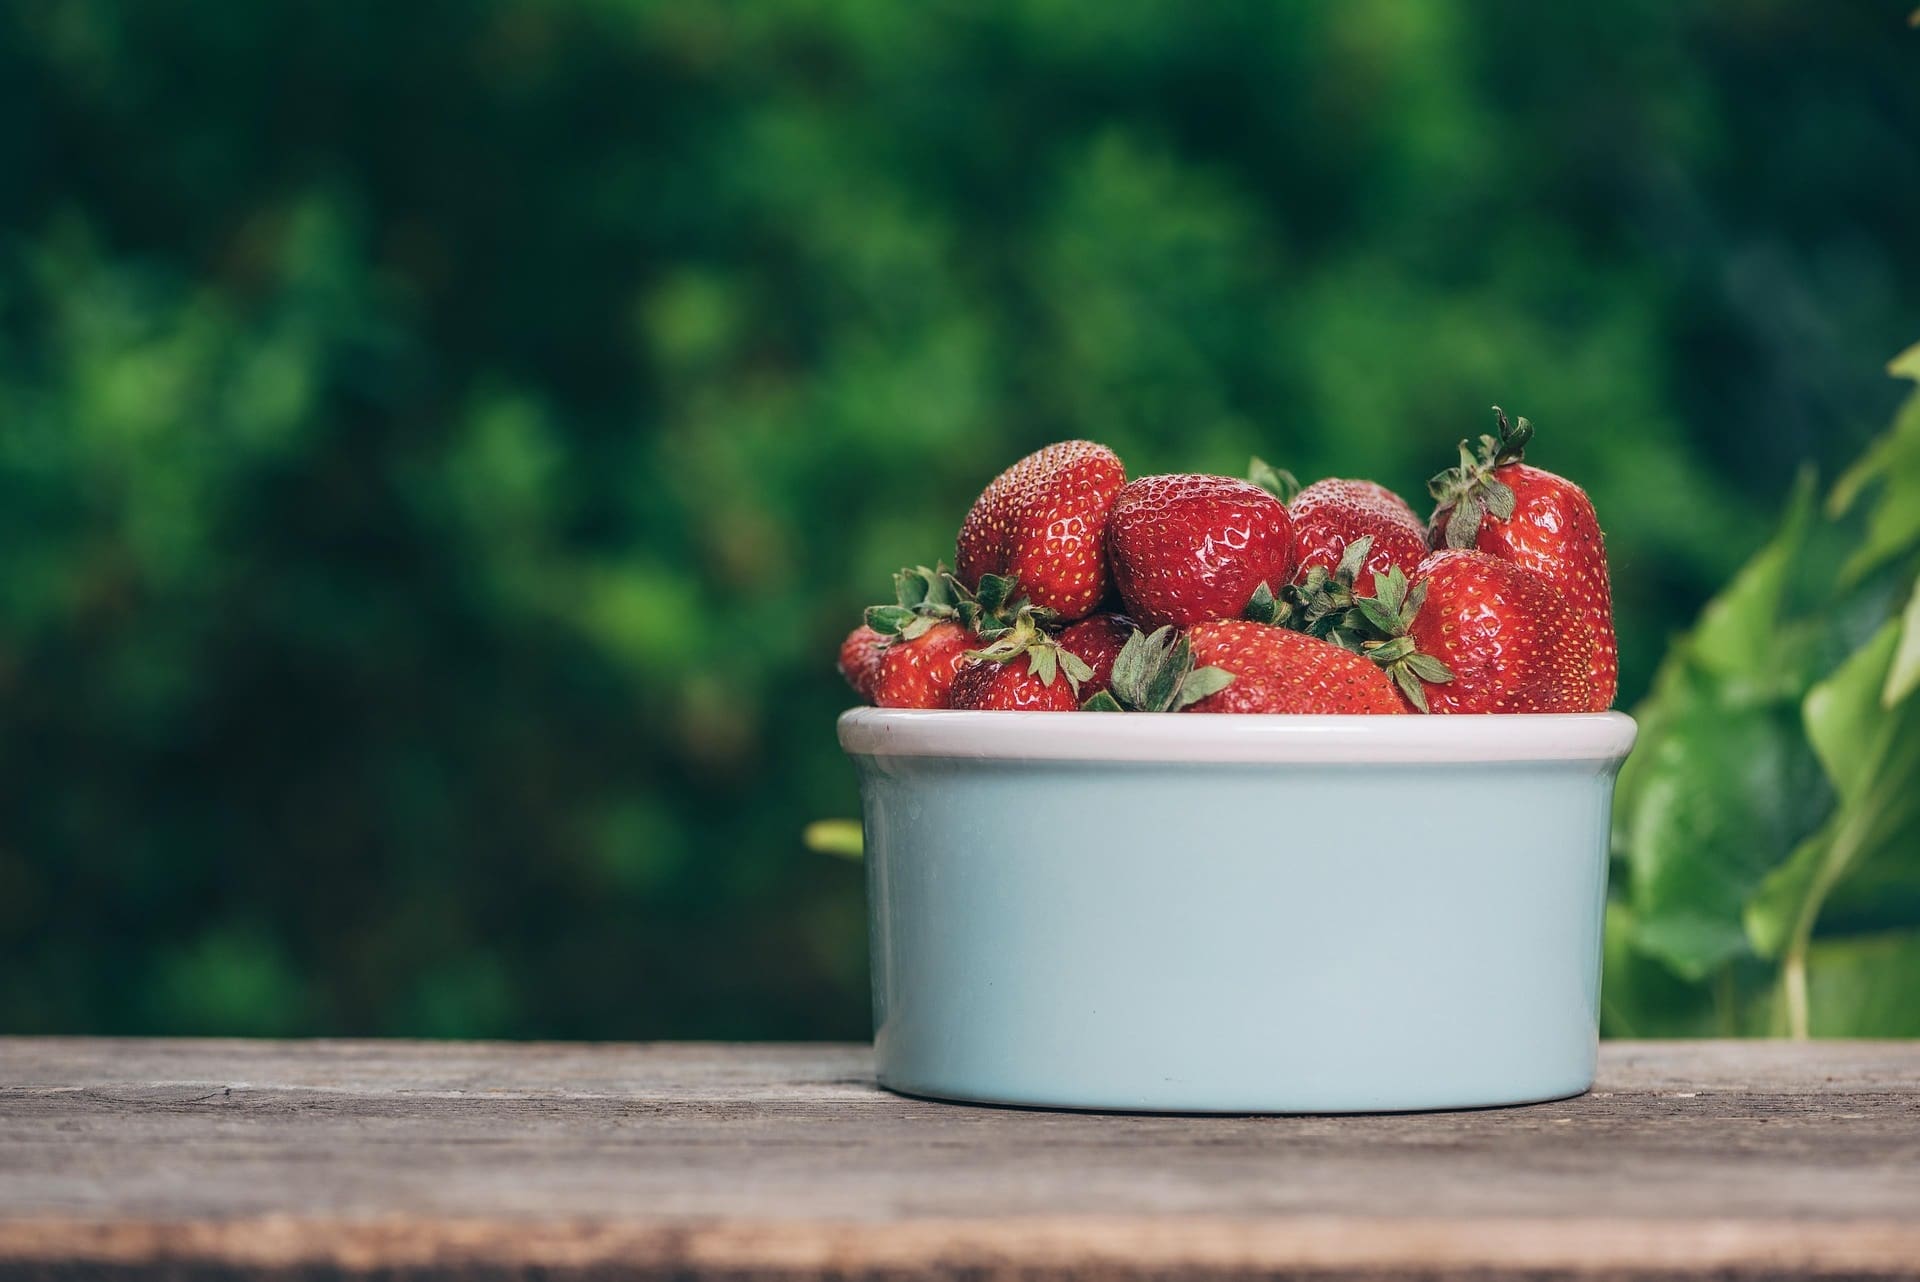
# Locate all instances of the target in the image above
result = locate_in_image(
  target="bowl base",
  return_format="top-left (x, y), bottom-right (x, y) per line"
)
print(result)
top-left (875, 1071), bottom-right (1593, 1116)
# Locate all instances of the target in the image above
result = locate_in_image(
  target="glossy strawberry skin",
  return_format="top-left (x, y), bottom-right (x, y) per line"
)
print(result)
top-left (949, 653), bottom-right (1083, 712)
top-left (956, 440), bottom-right (1126, 621)
top-left (1184, 620), bottom-right (1406, 715)
top-left (1405, 550), bottom-right (1595, 714)
top-left (1106, 475), bottom-right (1296, 630)
top-left (837, 624), bottom-right (889, 703)
top-left (1056, 613), bottom-right (1134, 697)
top-left (1431, 463), bottom-right (1616, 709)
top-left (1291, 478), bottom-right (1428, 597)
top-left (871, 621), bottom-right (974, 709)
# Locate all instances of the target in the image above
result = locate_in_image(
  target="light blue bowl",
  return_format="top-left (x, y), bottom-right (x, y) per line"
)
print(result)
top-left (839, 708), bottom-right (1637, 1114)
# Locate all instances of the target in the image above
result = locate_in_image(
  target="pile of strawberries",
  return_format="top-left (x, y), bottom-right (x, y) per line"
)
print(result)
top-left (838, 410), bottom-right (1616, 715)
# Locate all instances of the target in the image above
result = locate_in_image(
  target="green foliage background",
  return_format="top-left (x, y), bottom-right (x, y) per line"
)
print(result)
top-left (2, 1), bottom-right (1917, 1039)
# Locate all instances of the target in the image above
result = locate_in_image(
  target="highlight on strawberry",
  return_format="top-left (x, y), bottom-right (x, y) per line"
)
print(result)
top-left (837, 408), bottom-right (1617, 714)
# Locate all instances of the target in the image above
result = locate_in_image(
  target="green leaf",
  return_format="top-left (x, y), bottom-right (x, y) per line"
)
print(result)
top-left (1334, 535), bottom-right (1374, 583)
top-left (1145, 634), bottom-right (1191, 711)
top-left (1624, 701), bottom-right (1832, 980)
top-left (1243, 581), bottom-right (1280, 625)
top-left (864, 604), bottom-right (914, 636)
top-left (1882, 576), bottom-right (1920, 707)
top-left (1247, 457), bottom-right (1300, 503)
top-left (1058, 648), bottom-right (1095, 686)
top-left (1445, 493), bottom-right (1482, 549)
top-left (1390, 664), bottom-right (1427, 712)
top-left (1175, 665), bottom-right (1234, 708)
top-left (1746, 616), bottom-right (1920, 968)
top-left (802, 819), bottom-right (864, 860)
top-left (1830, 386), bottom-right (1920, 584)
top-left (1684, 469), bottom-right (1820, 689)
top-left (1803, 930), bottom-right (1920, 1036)
top-left (1405, 652), bottom-right (1454, 683)
top-left (1081, 690), bottom-right (1125, 713)
top-left (1890, 341), bottom-right (1920, 381)
top-left (1482, 476), bottom-right (1516, 522)
top-left (1354, 596), bottom-right (1401, 637)
top-left (1030, 644), bottom-right (1058, 685)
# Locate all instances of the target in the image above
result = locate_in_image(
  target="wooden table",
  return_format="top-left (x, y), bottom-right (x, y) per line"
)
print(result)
top-left (2, 1039), bottom-right (1917, 1281)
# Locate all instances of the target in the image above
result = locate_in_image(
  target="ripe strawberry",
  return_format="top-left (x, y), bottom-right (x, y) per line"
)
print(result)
top-left (837, 624), bottom-right (888, 702)
top-left (1056, 613), bottom-right (1134, 697)
top-left (950, 652), bottom-right (1083, 711)
top-left (860, 566), bottom-right (983, 709)
top-left (1403, 550), bottom-right (1596, 714)
top-left (872, 620), bottom-right (974, 709)
top-left (1290, 478), bottom-right (1427, 597)
top-left (1106, 475), bottom-right (1296, 630)
top-left (1185, 620), bottom-right (1407, 715)
top-left (1429, 409), bottom-right (1617, 709)
top-left (952, 609), bottom-right (1100, 711)
top-left (956, 440), bottom-right (1126, 621)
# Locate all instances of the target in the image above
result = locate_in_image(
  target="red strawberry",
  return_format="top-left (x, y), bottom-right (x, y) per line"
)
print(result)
top-left (837, 624), bottom-right (888, 702)
top-left (956, 440), bottom-right (1126, 621)
top-left (1428, 409), bottom-right (1617, 709)
top-left (1290, 478), bottom-right (1428, 597)
top-left (1106, 475), bottom-right (1296, 629)
top-left (950, 652), bottom-right (1083, 711)
top-left (1404, 550), bottom-right (1595, 714)
top-left (1185, 620), bottom-right (1407, 715)
top-left (1056, 613), bottom-right (1134, 697)
top-left (872, 620), bottom-right (974, 709)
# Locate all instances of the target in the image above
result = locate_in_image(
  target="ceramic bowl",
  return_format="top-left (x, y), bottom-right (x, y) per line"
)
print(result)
top-left (838, 708), bottom-right (1638, 1114)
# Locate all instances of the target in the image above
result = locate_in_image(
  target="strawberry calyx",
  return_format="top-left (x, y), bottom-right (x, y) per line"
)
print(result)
top-left (863, 564), bottom-right (966, 642)
top-left (864, 566), bottom-right (1045, 643)
top-left (1327, 565), bottom-right (1455, 713)
top-left (1081, 625), bottom-right (1234, 712)
top-left (1246, 456), bottom-right (1302, 505)
top-left (1243, 535), bottom-right (1377, 635)
top-left (1429, 406), bottom-right (1534, 550)
top-left (964, 610), bottom-right (1097, 694)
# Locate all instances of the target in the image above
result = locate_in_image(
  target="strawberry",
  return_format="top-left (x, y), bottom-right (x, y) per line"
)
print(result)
top-left (950, 651), bottom-right (1084, 711)
top-left (1106, 474), bottom-right (1296, 630)
top-left (872, 620), bottom-right (974, 708)
top-left (1428, 409), bottom-right (1617, 709)
top-left (951, 608), bottom-right (1099, 712)
top-left (956, 440), bottom-right (1126, 621)
top-left (1401, 550), bottom-right (1596, 714)
top-left (1289, 478), bottom-right (1428, 597)
top-left (1056, 613), bottom-right (1134, 698)
top-left (1185, 620), bottom-right (1407, 715)
top-left (837, 624), bottom-right (888, 702)
top-left (861, 565), bottom-right (983, 709)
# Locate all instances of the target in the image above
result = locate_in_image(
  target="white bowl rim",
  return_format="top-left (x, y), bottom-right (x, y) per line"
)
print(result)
top-left (838, 707), bottom-right (1637, 765)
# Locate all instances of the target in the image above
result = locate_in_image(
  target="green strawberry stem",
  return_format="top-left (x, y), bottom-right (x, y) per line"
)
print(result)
top-left (1322, 564), bottom-right (1455, 713)
top-left (965, 607), bottom-right (1096, 693)
top-left (1083, 626), bottom-right (1234, 712)
top-left (1428, 405), bottom-right (1534, 550)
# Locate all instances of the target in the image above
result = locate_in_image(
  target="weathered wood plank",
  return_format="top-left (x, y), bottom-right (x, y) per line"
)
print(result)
top-left (2, 1039), bottom-right (1918, 1281)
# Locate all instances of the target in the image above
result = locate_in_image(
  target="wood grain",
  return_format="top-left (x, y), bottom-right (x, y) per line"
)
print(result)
top-left (2, 1039), bottom-right (1918, 1281)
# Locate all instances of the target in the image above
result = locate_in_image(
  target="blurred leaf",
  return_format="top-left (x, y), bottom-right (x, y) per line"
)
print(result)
top-left (1746, 615), bottom-right (1920, 976)
top-left (1805, 930), bottom-right (1920, 1036)
top-left (1883, 577), bottom-right (1920, 707)
top-left (1624, 701), bottom-right (1829, 978)
top-left (1830, 386), bottom-right (1920, 584)
top-left (803, 819), bottom-right (865, 860)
